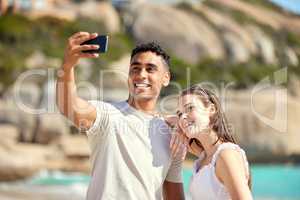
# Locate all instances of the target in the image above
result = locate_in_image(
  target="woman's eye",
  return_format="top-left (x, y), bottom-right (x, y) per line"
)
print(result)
top-left (187, 106), bottom-right (194, 112)
top-left (177, 112), bottom-right (182, 118)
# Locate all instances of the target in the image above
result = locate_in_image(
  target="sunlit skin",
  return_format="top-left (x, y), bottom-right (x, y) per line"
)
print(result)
top-left (127, 51), bottom-right (170, 113)
top-left (171, 94), bottom-right (220, 159)
top-left (177, 94), bottom-right (215, 140)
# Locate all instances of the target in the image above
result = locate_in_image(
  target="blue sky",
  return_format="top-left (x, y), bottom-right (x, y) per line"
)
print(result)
top-left (269, 0), bottom-right (300, 14)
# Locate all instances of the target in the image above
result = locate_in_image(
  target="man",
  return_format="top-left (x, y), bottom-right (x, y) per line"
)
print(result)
top-left (56, 32), bottom-right (184, 200)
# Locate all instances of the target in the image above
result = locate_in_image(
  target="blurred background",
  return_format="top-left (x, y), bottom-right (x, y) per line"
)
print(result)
top-left (0, 0), bottom-right (300, 199)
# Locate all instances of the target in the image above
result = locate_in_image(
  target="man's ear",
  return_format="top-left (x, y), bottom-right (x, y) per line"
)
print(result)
top-left (162, 71), bottom-right (170, 87)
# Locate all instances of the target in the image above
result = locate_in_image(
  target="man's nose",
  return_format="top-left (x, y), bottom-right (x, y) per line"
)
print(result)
top-left (139, 68), bottom-right (147, 78)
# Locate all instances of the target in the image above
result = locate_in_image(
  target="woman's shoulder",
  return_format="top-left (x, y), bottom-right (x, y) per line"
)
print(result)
top-left (214, 143), bottom-right (249, 180)
top-left (213, 142), bottom-right (247, 166)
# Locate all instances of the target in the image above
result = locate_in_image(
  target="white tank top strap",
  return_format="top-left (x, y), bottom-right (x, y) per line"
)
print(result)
top-left (211, 142), bottom-right (249, 173)
top-left (192, 152), bottom-right (205, 174)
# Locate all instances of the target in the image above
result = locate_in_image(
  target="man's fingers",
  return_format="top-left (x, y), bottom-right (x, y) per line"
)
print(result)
top-left (170, 134), bottom-right (175, 148)
top-left (73, 33), bottom-right (98, 45)
top-left (173, 140), bottom-right (181, 156)
top-left (177, 125), bottom-right (185, 135)
top-left (71, 32), bottom-right (90, 39)
top-left (170, 135), bottom-right (177, 156)
top-left (72, 45), bottom-right (99, 54)
top-left (76, 53), bottom-right (99, 58)
top-left (172, 136), bottom-right (180, 157)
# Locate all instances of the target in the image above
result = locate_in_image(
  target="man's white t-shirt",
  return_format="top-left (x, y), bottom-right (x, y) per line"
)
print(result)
top-left (85, 100), bottom-right (183, 200)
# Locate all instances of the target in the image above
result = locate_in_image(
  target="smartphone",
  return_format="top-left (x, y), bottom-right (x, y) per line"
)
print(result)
top-left (81, 35), bottom-right (108, 53)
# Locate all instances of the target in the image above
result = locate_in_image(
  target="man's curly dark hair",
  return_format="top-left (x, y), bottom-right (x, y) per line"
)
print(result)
top-left (130, 42), bottom-right (170, 68)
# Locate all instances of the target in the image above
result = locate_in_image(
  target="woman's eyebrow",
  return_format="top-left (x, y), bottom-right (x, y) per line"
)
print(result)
top-left (183, 103), bottom-right (193, 108)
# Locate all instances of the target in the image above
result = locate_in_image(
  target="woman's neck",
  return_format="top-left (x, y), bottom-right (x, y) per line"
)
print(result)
top-left (196, 130), bottom-right (221, 158)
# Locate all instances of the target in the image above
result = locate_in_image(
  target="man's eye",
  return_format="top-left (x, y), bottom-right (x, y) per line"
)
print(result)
top-left (147, 67), bottom-right (155, 72)
top-left (131, 67), bottom-right (139, 72)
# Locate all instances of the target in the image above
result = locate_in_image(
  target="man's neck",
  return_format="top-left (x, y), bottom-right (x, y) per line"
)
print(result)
top-left (127, 96), bottom-right (158, 115)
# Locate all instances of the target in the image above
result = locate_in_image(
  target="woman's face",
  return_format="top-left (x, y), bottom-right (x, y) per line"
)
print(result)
top-left (177, 94), bottom-right (214, 139)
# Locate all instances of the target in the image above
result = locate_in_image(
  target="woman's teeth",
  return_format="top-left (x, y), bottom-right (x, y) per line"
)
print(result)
top-left (187, 122), bottom-right (194, 127)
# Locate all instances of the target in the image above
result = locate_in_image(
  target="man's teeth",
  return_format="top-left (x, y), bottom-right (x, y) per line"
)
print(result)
top-left (135, 83), bottom-right (150, 88)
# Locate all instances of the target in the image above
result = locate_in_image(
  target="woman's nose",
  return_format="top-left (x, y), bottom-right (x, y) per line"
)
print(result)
top-left (179, 113), bottom-right (188, 126)
top-left (181, 113), bottom-right (188, 119)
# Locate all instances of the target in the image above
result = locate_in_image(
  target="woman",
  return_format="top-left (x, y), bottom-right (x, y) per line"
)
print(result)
top-left (170, 84), bottom-right (252, 200)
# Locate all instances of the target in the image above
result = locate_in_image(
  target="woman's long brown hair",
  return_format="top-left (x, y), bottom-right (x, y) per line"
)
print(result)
top-left (181, 84), bottom-right (251, 189)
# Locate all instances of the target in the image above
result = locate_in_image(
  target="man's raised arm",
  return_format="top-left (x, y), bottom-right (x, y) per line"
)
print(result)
top-left (56, 32), bottom-right (100, 131)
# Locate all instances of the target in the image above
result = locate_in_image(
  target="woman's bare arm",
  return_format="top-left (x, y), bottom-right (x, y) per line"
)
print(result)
top-left (216, 149), bottom-right (252, 200)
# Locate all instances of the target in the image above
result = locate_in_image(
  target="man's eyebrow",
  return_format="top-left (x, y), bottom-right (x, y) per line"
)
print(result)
top-left (146, 63), bottom-right (158, 69)
top-left (130, 61), bottom-right (142, 66)
top-left (130, 61), bottom-right (158, 67)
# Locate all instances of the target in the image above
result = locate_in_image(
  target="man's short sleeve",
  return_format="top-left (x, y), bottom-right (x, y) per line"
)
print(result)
top-left (165, 154), bottom-right (183, 183)
top-left (85, 100), bottom-right (110, 136)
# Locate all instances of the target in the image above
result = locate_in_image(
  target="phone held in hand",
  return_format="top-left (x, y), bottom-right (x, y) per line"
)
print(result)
top-left (81, 35), bottom-right (108, 54)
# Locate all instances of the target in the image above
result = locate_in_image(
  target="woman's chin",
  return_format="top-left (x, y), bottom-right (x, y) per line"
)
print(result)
top-left (185, 130), bottom-right (199, 138)
top-left (185, 126), bottom-right (209, 138)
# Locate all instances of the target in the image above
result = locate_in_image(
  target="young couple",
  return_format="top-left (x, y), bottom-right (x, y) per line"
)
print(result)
top-left (56, 32), bottom-right (253, 200)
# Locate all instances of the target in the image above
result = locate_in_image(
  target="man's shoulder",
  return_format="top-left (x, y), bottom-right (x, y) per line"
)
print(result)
top-left (88, 100), bottom-right (128, 111)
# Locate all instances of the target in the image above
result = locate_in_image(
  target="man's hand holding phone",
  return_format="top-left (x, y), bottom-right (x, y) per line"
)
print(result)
top-left (62, 32), bottom-right (107, 72)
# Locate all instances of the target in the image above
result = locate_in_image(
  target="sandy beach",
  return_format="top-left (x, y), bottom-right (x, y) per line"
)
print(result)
top-left (0, 183), bottom-right (86, 200)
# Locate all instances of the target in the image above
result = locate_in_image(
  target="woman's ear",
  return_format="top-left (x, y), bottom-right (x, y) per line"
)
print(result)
top-left (209, 104), bottom-right (216, 114)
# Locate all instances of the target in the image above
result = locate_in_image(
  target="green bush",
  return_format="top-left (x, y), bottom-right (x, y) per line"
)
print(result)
top-left (0, 14), bottom-right (134, 88)
top-left (169, 56), bottom-right (281, 90)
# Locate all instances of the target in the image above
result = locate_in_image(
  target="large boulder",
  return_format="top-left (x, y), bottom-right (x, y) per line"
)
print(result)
top-left (213, 0), bottom-right (300, 35)
top-left (0, 124), bottom-right (19, 146)
top-left (1, 84), bottom-right (41, 142)
top-left (222, 31), bottom-right (251, 63)
top-left (131, 3), bottom-right (224, 64)
top-left (76, 1), bottom-right (121, 34)
top-left (246, 25), bottom-right (277, 65)
top-left (0, 142), bottom-right (53, 181)
top-left (195, 4), bottom-right (257, 57)
top-left (225, 88), bottom-right (300, 161)
top-left (284, 47), bottom-right (299, 67)
top-left (33, 113), bottom-right (69, 144)
top-left (0, 130), bottom-right (90, 181)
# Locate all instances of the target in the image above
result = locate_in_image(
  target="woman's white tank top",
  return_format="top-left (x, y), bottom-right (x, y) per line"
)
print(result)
top-left (189, 142), bottom-right (249, 200)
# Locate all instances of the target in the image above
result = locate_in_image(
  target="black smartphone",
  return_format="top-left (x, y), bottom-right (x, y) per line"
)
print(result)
top-left (81, 35), bottom-right (108, 53)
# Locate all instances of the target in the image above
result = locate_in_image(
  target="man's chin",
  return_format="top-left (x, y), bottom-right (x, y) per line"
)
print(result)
top-left (131, 92), bottom-right (157, 101)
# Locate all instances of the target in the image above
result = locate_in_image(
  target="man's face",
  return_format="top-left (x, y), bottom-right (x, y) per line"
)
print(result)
top-left (128, 51), bottom-right (170, 101)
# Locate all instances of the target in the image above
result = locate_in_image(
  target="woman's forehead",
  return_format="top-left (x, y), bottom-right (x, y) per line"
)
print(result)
top-left (179, 94), bottom-right (205, 107)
